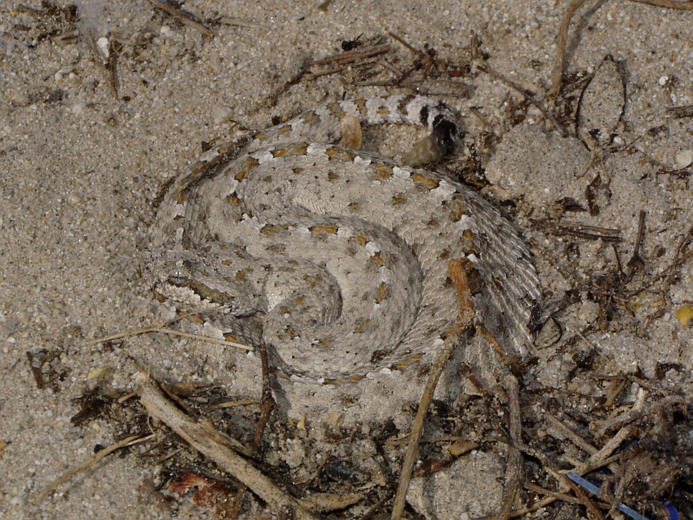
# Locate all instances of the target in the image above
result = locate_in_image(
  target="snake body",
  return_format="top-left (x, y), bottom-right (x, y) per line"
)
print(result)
top-left (146, 95), bottom-right (541, 383)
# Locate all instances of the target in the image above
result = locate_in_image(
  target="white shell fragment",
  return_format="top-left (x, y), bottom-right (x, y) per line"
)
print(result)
top-left (674, 149), bottom-right (692, 169)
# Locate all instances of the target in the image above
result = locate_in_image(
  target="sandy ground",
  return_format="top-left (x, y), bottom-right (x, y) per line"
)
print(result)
top-left (0, 0), bottom-right (691, 518)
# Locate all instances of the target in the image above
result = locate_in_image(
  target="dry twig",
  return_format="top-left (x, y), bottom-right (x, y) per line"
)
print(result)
top-left (666, 104), bottom-right (693, 118)
top-left (146, 0), bottom-right (214, 37)
top-left (531, 218), bottom-right (622, 242)
top-left (548, 0), bottom-right (591, 100)
top-left (84, 28), bottom-right (118, 98)
top-left (496, 374), bottom-right (524, 520)
top-left (230, 341), bottom-right (276, 518)
top-left (549, 0), bottom-right (693, 101)
top-left (479, 63), bottom-right (566, 136)
top-left (390, 259), bottom-right (474, 519)
top-left (83, 326), bottom-right (253, 352)
top-left (629, 0), bottom-right (693, 8)
top-left (137, 374), bottom-right (320, 520)
top-left (37, 434), bottom-right (153, 503)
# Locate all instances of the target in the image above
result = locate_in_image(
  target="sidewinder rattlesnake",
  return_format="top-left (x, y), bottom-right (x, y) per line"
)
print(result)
top-left (145, 95), bottom-right (541, 383)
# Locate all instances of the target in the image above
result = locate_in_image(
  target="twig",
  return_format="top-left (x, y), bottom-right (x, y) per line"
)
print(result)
top-left (253, 342), bottom-right (275, 449)
top-left (563, 474), bottom-right (606, 520)
top-left (146, 0), bottom-right (214, 37)
top-left (262, 65), bottom-right (309, 110)
top-left (26, 351), bottom-right (45, 389)
top-left (37, 434), bottom-right (153, 503)
top-left (387, 31), bottom-right (424, 58)
top-left (625, 224), bottom-right (692, 297)
top-left (666, 104), bottom-right (693, 118)
top-left (303, 43), bottom-right (391, 83)
top-left (137, 374), bottom-right (319, 520)
top-left (307, 58), bottom-right (381, 79)
top-left (549, 0), bottom-right (692, 101)
top-left (531, 218), bottom-right (622, 242)
top-left (625, 210), bottom-right (646, 278)
top-left (230, 342), bottom-right (276, 518)
top-left (566, 472), bottom-right (651, 520)
top-left (545, 413), bottom-right (598, 455)
top-left (588, 387), bottom-right (647, 466)
top-left (216, 16), bottom-right (266, 30)
top-left (387, 31), bottom-right (439, 78)
top-left (83, 326), bottom-right (253, 351)
top-left (495, 374), bottom-right (523, 520)
top-left (548, 0), bottom-right (591, 100)
top-left (603, 375), bottom-right (628, 409)
top-left (478, 63), bottom-right (566, 136)
top-left (478, 450), bottom-right (622, 518)
top-left (389, 334), bottom-right (458, 518)
top-left (214, 398), bottom-right (261, 408)
top-left (524, 482), bottom-right (583, 505)
top-left (84, 28), bottom-right (118, 98)
top-left (390, 259), bottom-right (473, 519)
top-left (628, 0), bottom-right (693, 8)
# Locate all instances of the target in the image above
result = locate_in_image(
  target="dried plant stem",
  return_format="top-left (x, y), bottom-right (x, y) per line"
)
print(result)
top-left (37, 434), bottom-right (153, 503)
top-left (390, 259), bottom-right (474, 519)
top-left (83, 326), bottom-right (253, 352)
top-left (146, 0), bottom-right (214, 37)
top-left (137, 374), bottom-right (319, 520)
top-left (629, 0), bottom-right (693, 8)
top-left (548, 0), bottom-right (591, 100)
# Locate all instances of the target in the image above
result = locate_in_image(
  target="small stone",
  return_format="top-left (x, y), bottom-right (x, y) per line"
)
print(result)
top-left (535, 317), bottom-right (562, 348)
top-left (96, 37), bottom-right (109, 58)
top-left (66, 72), bottom-right (81, 89)
top-left (212, 105), bottom-right (233, 125)
top-left (675, 304), bottom-right (693, 327)
top-left (87, 366), bottom-right (110, 379)
top-left (325, 411), bottom-right (344, 430)
top-left (674, 149), bottom-right (692, 169)
top-left (448, 439), bottom-right (478, 457)
top-left (71, 102), bottom-right (85, 116)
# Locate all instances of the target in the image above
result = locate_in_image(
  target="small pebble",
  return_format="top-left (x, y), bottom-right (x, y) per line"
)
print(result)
top-left (658, 75), bottom-right (668, 86)
top-left (96, 36), bottom-right (109, 58)
top-left (212, 105), bottom-right (233, 125)
top-left (674, 149), bottom-right (692, 169)
top-left (71, 102), bottom-right (85, 116)
top-left (66, 72), bottom-right (81, 89)
top-left (675, 304), bottom-right (693, 327)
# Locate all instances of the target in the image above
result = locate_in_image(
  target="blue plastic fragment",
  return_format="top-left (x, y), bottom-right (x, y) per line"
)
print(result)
top-left (663, 500), bottom-right (679, 520)
top-left (566, 471), bottom-right (650, 520)
top-left (564, 472), bottom-right (680, 520)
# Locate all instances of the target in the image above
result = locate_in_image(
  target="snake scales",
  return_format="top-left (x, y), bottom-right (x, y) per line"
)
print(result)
top-left (145, 95), bottom-right (541, 383)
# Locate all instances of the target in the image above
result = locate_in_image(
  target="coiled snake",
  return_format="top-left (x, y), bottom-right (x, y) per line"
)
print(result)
top-left (145, 95), bottom-right (541, 383)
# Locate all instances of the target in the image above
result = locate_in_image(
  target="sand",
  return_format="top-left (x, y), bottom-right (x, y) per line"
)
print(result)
top-left (1, 0), bottom-right (691, 518)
